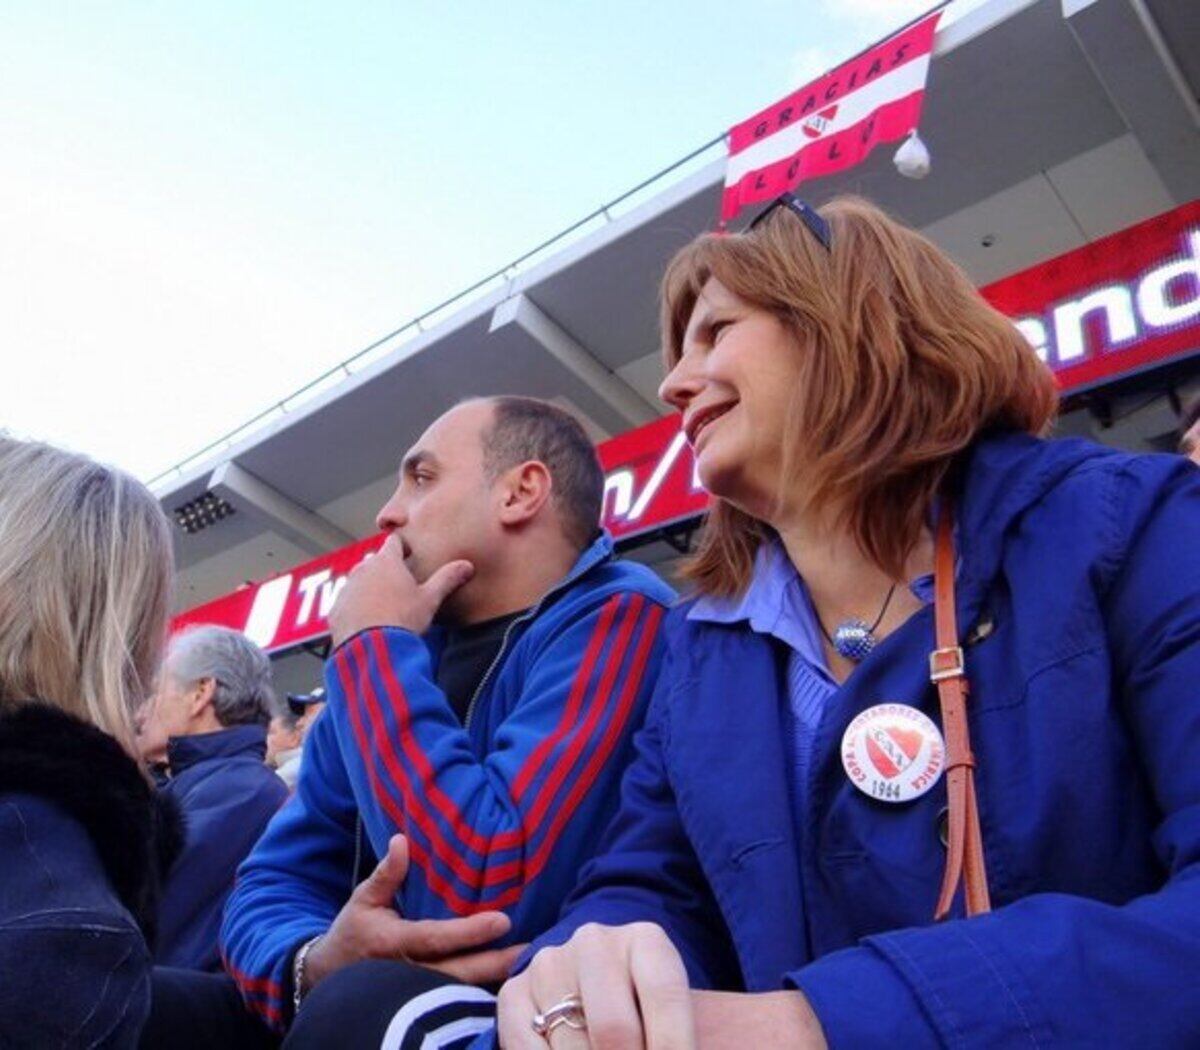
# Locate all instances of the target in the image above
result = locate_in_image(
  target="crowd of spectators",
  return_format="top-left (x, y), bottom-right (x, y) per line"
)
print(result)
top-left (1, 195), bottom-right (1198, 1049)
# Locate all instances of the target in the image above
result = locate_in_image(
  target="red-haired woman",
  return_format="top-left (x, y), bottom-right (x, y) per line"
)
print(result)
top-left (495, 196), bottom-right (1200, 1048)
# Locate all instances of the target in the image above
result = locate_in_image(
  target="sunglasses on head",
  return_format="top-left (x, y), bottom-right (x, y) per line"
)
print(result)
top-left (747, 193), bottom-right (832, 253)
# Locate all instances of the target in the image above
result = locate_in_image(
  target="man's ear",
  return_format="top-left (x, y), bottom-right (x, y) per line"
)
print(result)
top-left (497, 461), bottom-right (553, 527)
top-left (188, 677), bottom-right (217, 719)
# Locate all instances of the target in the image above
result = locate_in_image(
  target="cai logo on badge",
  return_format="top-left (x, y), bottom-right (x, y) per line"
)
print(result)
top-left (841, 703), bottom-right (946, 804)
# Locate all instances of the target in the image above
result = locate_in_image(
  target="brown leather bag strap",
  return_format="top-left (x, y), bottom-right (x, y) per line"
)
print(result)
top-left (930, 499), bottom-right (991, 920)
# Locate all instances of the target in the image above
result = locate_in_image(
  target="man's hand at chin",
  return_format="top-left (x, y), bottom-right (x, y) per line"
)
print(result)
top-left (328, 535), bottom-right (474, 647)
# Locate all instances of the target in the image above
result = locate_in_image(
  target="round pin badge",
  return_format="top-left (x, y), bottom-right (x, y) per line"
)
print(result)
top-left (841, 703), bottom-right (945, 804)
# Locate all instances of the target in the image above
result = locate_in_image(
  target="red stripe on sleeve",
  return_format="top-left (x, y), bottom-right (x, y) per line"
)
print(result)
top-left (338, 637), bottom-right (490, 913)
top-left (333, 592), bottom-right (658, 910)
top-left (223, 957), bottom-right (285, 1028)
top-left (360, 593), bottom-right (635, 865)
top-left (222, 958), bottom-right (282, 999)
top-left (517, 595), bottom-right (644, 834)
top-left (520, 601), bottom-right (664, 882)
top-left (349, 633), bottom-right (535, 892)
top-left (511, 595), bottom-right (624, 802)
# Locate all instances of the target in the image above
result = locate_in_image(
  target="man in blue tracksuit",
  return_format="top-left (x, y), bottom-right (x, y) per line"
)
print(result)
top-left (504, 432), bottom-right (1200, 1047)
top-left (209, 397), bottom-right (673, 1045)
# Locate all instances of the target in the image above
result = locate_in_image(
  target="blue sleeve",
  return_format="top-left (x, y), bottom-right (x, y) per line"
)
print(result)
top-left (324, 589), bottom-right (668, 942)
top-left (0, 794), bottom-right (151, 1047)
top-left (219, 713), bottom-right (359, 1032)
top-left (792, 459), bottom-right (1200, 1048)
top-left (518, 638), bottom-right (743, 990)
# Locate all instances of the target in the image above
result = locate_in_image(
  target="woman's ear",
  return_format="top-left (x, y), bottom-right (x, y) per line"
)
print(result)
top-left (497, 461), bottom-right (553, 527)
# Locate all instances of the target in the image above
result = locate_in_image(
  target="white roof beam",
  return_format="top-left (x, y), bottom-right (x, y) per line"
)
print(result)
top-left (490, 293), bottom-right (659, 429)
top-left (1064, 0), bottom-right (1200, 203)
top-left (209, 460), bottom-right (354, 557)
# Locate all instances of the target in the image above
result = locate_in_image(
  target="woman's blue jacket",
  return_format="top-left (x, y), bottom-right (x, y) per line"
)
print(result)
top-left (529, 432), bottom-right (1200, 1048)
top-left (0, 705), bottom-right (184, 1047)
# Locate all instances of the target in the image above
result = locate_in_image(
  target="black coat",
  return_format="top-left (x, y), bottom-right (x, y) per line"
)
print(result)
top-left (0, 703), bottom-right (184, 1048)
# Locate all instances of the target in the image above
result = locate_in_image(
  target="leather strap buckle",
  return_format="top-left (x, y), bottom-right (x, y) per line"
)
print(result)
top-left (931, 500), bottom-right (990, 921)
top-left (929, 645), bottom-right (965, 683)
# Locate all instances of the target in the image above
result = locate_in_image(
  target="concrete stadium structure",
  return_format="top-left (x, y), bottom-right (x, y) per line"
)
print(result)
top-left (155, 0), bottom-right (1200, 692)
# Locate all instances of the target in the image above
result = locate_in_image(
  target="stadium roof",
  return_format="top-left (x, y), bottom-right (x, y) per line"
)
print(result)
top-left (157, 0), bottom-right (1200, 610)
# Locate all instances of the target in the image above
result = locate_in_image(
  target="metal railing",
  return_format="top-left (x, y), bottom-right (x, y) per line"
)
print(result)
top-left (147, 0), bottom-right (955, 492)
top-left (147, 132), bottom-right (728, 490)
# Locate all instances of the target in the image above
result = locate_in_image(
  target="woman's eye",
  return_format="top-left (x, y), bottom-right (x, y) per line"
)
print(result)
top-left (710, 320), bottom-right (732, 343)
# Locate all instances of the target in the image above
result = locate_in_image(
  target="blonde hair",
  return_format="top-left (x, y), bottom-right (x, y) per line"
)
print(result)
top-left (662, 195), bottom-right (1058, 595)
top-left (0, 437), bottom-right (174, 754)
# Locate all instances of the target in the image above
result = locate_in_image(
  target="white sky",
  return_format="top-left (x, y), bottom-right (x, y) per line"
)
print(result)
top-left (1, 0), bottom-right (936, 481)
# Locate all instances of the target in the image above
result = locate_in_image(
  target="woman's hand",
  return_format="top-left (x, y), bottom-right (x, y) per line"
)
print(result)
top-left (496, 922), bottom-right (695, 1048)
top-left (495, 921), bottom-right (828, 1049)
top-left (691, 990), bottom-right (826, 1049)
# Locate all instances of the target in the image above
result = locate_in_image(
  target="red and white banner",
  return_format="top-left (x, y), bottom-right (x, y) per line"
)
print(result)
top-left (721, 12), bottom-right (941, 223)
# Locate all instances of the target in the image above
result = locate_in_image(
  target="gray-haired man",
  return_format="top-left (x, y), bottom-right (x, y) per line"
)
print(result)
top-left (147, 625), bottom-right (289, 972)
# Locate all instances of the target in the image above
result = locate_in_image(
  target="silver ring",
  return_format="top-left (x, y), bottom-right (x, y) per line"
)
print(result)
top-left (531, 994), bottom-right (586, 1036)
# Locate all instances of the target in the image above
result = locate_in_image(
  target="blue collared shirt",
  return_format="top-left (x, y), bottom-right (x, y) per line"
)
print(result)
top-left (688, 539), bottom-right (936, 856)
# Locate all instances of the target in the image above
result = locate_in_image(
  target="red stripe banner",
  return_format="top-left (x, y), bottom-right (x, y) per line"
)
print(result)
top-left (721, 12), bottom-right (941, 223)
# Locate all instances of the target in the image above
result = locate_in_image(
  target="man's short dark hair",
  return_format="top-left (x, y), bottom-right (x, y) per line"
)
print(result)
top-left (1179, 395), bottom-right (1200, 452)
top-left (479, 396), bottom-right (604, 550)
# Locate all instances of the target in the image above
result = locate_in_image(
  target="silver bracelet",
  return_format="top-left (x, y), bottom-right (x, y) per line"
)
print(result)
top-left (291, 935), bottom-right (323, 1017)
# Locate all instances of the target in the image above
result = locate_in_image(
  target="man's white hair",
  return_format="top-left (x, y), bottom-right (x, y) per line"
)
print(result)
top-left (168, 625), bottom-right (276, 727)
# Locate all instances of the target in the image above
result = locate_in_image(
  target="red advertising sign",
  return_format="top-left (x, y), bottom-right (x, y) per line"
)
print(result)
top-left (598, 413), bottom-right (706, 541)
top-left (983, 200), bottom-right (1200, 393)
top-left (172, 534), bottom-right (388, 654)
top-left (175, 202), bottom-right (1199, 654)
